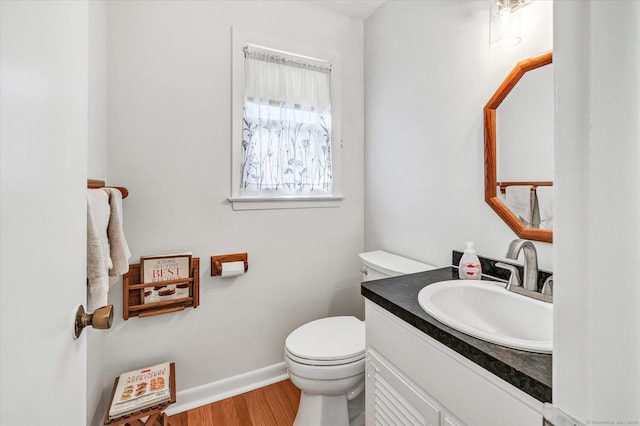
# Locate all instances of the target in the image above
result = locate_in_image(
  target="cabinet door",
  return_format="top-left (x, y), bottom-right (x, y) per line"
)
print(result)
top-left (367, 349), bottom-right (441, 426)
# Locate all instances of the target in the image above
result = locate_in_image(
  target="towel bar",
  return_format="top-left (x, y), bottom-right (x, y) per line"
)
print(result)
top-left (88, 179), bottom-right (129, 199)
top-left (497, 181), bottom-right (552, 194)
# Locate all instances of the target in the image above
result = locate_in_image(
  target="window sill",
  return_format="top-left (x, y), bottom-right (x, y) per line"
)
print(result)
top-left (228, 195), bottom-right (344, 211)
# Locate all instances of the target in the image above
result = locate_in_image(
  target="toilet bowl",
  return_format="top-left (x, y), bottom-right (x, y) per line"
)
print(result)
top-left (285, 251), bottom-right (436, 426)
top-left (285, 316), bottom-right (365, 426)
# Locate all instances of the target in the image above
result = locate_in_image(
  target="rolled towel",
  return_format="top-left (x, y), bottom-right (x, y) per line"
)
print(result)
top-left (536, 186), bottom-right (553, 230)
top-left (87, 189), bottom-right (111, 310)
top-left (505, 185), bottom-right (534, 227)
top-left (102, 188), bottom-right (131, 277)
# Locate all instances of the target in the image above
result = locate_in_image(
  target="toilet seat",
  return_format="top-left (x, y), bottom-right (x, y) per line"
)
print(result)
top-left (286, 354), bottom-right (365, 381)
top-left (285, 347), bottom-right (364, 366)
top-left (285, 316), bottom-right (365, 365)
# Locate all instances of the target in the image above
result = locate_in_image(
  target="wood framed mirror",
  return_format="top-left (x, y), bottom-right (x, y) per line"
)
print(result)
top-left (484, 52), bottom-right (553, 243)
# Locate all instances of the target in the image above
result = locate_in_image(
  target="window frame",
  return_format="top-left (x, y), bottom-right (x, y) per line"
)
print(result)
top-left (230, 27), bottom-right (343, 211)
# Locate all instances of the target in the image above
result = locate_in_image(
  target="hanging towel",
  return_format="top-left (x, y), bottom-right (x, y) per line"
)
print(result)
top-left (505, 186), bottom-right (534, 227)
top-left (87, 189), bottom-right (111, 310)
top-left (102, 188), bottom-right (131, 277)
top-left (536, 186), bottom-right (554, 230)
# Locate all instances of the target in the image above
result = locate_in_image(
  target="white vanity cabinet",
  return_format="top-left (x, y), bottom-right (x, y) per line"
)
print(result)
top-left (365, 301), bottom-right (543, 426)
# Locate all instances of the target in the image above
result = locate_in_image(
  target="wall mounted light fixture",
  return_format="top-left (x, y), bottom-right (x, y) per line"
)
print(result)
top-left (490, 0), bottom-right (531, 48)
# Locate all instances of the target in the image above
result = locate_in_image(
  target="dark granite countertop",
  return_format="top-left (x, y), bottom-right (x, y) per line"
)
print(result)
top-left (361, 266), bottom-right (552, 403)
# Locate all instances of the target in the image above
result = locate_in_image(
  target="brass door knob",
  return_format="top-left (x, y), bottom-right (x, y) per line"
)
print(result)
top-left (74, 304), bottom-right (114, 339)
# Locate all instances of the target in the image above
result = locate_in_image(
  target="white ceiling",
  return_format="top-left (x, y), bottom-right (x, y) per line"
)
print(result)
top-left (308, 0), bottom-right (387, 20)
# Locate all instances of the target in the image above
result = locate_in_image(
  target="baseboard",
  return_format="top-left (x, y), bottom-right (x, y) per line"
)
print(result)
top-left (164, 362), bottom-right (289, 416)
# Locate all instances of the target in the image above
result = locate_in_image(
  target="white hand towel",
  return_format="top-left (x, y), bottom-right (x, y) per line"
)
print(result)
top-left (536, 186), bottom-right (554, 230)
top-left (505, 186), bottom-right (534, 227)
top-left (102, 187), bottom-right (131, 277)
top-left (87, 189), bottom-right (111, 310)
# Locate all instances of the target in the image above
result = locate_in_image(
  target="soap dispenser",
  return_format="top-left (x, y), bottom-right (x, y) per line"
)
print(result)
top-left (458, 241), bottom-right (482, 280)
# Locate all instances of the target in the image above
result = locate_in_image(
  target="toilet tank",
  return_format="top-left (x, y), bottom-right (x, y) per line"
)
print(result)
top-left (359, 250), bottom-right (437, 282)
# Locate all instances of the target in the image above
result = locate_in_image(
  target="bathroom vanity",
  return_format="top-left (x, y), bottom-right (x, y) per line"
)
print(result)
top-left (361, 266), bottom-right (551, 426)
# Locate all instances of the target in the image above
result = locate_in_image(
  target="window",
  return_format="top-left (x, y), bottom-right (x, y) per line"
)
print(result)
top-left (230, 29), bottom-right (342, 210)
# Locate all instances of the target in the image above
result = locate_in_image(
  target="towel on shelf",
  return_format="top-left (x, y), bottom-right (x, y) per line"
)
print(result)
top-left (102, 187), bottom-right (131, 277)
top-left (87, 189), bottom-right (111, 310)
top-left (505, 186), bottom-right (534, 227)
top-left (536, 186), bottom-right (554, 230)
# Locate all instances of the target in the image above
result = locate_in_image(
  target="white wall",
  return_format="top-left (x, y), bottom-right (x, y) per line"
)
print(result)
top-left (364, 0), bottom-right (553, 271)
top-left (554, 1), bottom-right (640, 422)
top-left (104, 0), bottom-right (364, 401)
top-left (0, 1), bottom-right (89, 424)
top-left (88, 0), bottom-right (108, 182)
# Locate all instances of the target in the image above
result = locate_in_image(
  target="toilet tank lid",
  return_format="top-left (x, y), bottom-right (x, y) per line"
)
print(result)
top-left (359, 250), bottom-right (437, 275)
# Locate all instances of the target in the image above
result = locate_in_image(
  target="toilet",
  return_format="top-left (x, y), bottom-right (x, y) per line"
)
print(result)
top-left (284, 250), bottom-right (436, 426)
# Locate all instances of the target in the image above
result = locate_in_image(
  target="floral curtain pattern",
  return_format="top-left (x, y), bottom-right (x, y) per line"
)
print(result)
top-left (241, 46), bottom-right (333, 195)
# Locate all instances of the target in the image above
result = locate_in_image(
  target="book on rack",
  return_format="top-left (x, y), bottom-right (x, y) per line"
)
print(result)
top-left (108, 362), bottom-right (172, 420)
top-left (140, 253), bottom-right (193, 305)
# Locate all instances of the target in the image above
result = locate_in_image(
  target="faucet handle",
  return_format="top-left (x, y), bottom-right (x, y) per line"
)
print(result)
top-left (542, 276), bottom-right (553, 296)
top-left (495, 262), bottom-right (521, 290)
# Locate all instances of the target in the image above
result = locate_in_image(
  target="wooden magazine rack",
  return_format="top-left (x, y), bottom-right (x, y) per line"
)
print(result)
top-left (104, 363), bottom-right (176, 426)
top-left (123, 258), bottom-right (200, 320)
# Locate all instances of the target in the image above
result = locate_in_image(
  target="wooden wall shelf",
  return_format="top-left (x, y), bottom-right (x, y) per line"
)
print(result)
top-left (123, 258), bottom-right (199, 320)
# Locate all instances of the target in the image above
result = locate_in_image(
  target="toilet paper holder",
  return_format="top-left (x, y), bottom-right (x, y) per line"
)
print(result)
top-left (211, 253), bottom-right (248, 276)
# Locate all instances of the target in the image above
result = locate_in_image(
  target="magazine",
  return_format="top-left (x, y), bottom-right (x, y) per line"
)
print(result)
top-left (140, 253), bottom-right (192, 304)
top-left (108, 362), bottom-right (171, 419)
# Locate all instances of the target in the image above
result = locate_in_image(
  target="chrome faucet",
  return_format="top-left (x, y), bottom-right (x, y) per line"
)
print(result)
top-left (505, 239), bottom-right (539, 291)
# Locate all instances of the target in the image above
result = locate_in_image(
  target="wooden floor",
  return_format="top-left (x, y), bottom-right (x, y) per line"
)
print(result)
top-left (168, 380), bottom-right (300, 426)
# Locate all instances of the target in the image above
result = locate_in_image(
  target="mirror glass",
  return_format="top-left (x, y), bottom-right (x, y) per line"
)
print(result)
top-left (484, 52), bottom-right (553, 243)
top-left (496, 64), bottom-right (554, 186)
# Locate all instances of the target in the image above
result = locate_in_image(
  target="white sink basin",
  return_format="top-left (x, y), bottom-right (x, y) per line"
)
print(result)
top-left (418, 280), bottom-right (552, 353)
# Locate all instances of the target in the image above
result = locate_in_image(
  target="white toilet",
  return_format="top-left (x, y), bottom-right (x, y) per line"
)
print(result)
top-left (284, 250), bottom-right (436, 426)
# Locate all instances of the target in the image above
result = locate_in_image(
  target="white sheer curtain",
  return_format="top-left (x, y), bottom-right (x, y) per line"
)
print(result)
top-left (241, 46), bottom-right (333, 195)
